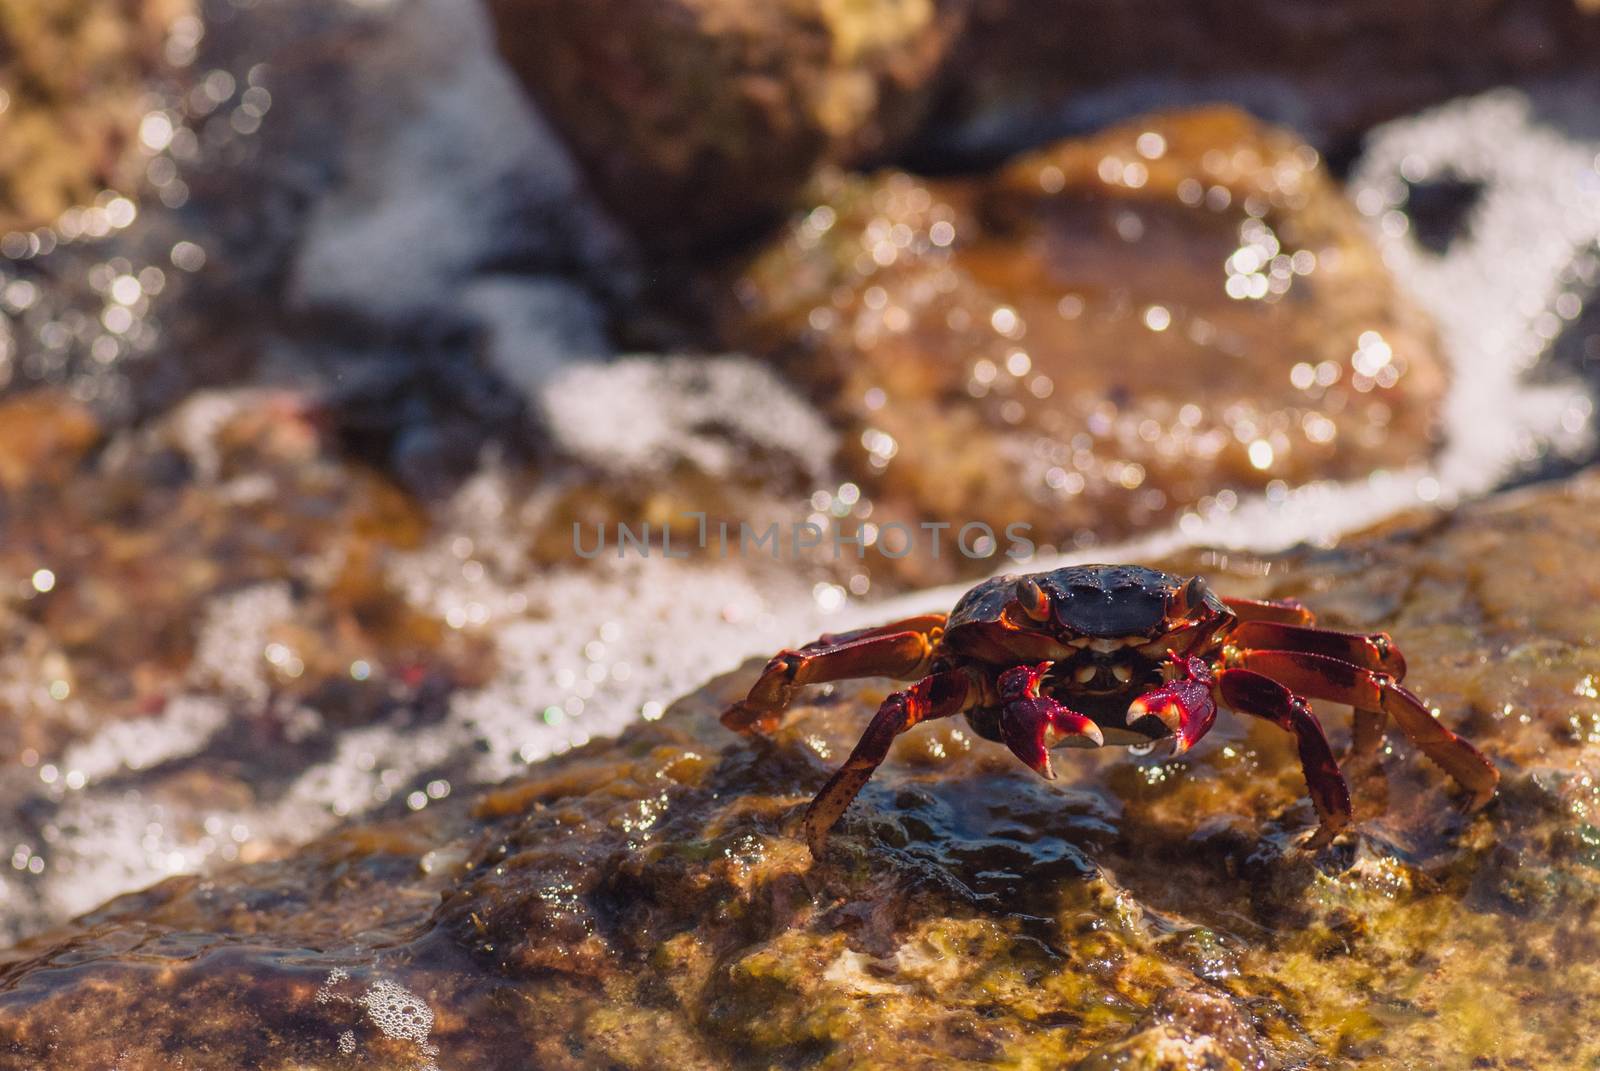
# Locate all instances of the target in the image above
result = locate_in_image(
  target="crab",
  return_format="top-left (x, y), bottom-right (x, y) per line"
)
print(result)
top-left (723, 565), bottom-right (1500, 857)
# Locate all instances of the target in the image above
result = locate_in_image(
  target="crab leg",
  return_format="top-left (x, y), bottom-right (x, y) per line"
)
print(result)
top-left (804, 666), bottom-right (983, 857)
top-left (1214, 667), bottom-right (1352, 846)
top-left (722, 614), bottom-right (947, 733)
top-left (1126, 655), bottom-right (1218, 754)
top-left (1229, 623), bottom-right (1403, 758)
top-left (1230, 621), bottom-right (1406, 679)
top-left (1222, 596), bottom-right (1315, 626)
top-left (994, 662), bottom-right (1104, 779)
top-left (803, 614), bottom-right (950, 649)
top-left (1229, 650), bottom-right (1498, 807)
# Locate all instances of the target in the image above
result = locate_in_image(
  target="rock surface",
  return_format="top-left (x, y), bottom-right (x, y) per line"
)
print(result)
top-left (0, 0), bottom-right (192, 234)
top-left (7, 469), bottom-right (1600, 1068)
top-left (485, 0), bottom-right (971, 250)
top-left (723, 107), bottom-right (1447, 579)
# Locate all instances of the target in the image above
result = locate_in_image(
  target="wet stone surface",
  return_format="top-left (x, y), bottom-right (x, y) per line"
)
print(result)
top-left (723, 107), bottom-right (1448, 579)
top-left (7, 470), bottom-right (1600, 1068)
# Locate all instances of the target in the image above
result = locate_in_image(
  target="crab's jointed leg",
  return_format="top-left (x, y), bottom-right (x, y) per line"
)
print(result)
top-left (1229, 621), bottom-right (1406, 679)
top-left (803, 614), bottom-right (951, 650)
top-left (1221, 596), bottom-right (1316, 626)
top-left (1229, 649), bottom-right (1498, 807)
top-left (1214, 666), bottom-right (1352, 846)
top-left (994, 661), bottom-right (1104, 779)
top-left (804, 666), bottom-right (984, 857)
top-left (1126, 655), bottom-right (1218, 754)
top-left (1228, 622), bottom-right (1404, 758)
top-left (722, 614), bottom-right (947, 733)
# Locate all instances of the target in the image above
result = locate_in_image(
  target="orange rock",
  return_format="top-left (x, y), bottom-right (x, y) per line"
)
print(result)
top-left (723, 107), bottom-right (1446, 576)
top-left (0, 390), bottom-right (102, 493)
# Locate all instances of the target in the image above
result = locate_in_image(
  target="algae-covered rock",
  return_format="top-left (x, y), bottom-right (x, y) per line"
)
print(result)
top-left (723, 107), bottom-right (1447, 575)
top-left (484, 0), bottom-right (970, 250)
top-left (7, 469), bottom-right (1600, 1067)
top-left (0, 0), bottom-right (192, 234)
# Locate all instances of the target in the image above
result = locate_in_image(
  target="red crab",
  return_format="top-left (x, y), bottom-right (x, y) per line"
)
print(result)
top-left (723, 565), bottom-right (1499, 856)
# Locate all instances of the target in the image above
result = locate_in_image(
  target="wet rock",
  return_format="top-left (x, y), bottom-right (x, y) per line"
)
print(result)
top-left (934, 0), bottom-right (1600, 159)
top-left (723, 107), bottom-right (1446, 580)
top-left (0, 0), bottom-right (192, 234)
top-left (0, 387), bottom-right (499, 936)
top-left (9, 468), bottom-right (1600, 1067)
top-left (485, 0), bottom-right (971, 250)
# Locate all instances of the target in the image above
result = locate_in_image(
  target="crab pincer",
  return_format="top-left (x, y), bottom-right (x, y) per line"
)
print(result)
top-left (1126, 655), bottom-right (1217, 754)
top-left (996, 662), bottom-right (1103, 779)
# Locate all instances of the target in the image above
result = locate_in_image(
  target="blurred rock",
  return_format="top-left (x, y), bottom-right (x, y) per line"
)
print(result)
top-left (933, 0), bottom-right (1600, 159)
top-left (0, 0), bottom-right (629, 496)
top-left (7, 468), bottom-right (1600, 1067)
top-left (0, 0), bottom-right (192, 234)
top-left (0, 391), bottom-right (102, 493)
top-left (485, 0), bottom-right (971, 250)
top-left (723, 107), bottom-right (1446, 578)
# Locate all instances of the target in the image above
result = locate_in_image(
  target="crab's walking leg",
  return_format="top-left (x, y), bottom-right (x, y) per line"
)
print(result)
top-left (803, 614), bottom-right (951, 650)
top-left (1222, 596), bottom-right (1315, 626)
top-left (994, 662), bottom-right (1104, 779)
top-left (1229, 623), bottom-right (1403, 757)
top-left (804, 666), bottom-right (983, 857)
top-left (1230, 650), bottom-right (1498, 807)
top-left (1229, 621), bottom-right (1406, 678)
top-left (1126, 655), bottom-right (1218, 755)
top-left (1214, 667), bottom-right (1352, 846)
top-left (722, 614), bottom-right (947, 733)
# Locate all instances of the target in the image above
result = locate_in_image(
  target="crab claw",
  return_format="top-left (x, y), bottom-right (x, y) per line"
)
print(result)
top-left (997, 663), bottom-right (1103, 779)
top-left (1126, 656), bottom-right (1217, 754)
top-left (1001, 699), bottom-right (1105, 779)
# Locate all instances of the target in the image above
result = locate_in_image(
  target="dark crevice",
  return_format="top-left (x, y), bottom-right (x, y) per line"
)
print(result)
top-left (1402, 178), bottom-right (1484, 256)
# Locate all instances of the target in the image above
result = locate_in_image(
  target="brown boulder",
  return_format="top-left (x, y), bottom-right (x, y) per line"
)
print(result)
top-left (723, 107), bottom-right (1447, 576)
top-left (485, 0), bottom-right (971, 250)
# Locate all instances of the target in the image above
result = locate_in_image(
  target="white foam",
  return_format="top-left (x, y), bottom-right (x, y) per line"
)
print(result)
top-left (1350, 90), bottom-right (1599, 494)
top-left (359, 978), bottom-right (440, 1063)
top-left (538, 354), bottom-right (839, 480)
top-left (317, 970), bottom-right (442, 1071)
top-left (287, 0), bottom-right (619, 327)
top-left (58, 696), bottom-right (229, 782)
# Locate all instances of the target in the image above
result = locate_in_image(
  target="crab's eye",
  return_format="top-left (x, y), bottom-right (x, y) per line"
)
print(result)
top-left (1173, 576), bottom-right (1210, 616)
top-left (1014, 577), bottom-right (1050, 621)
